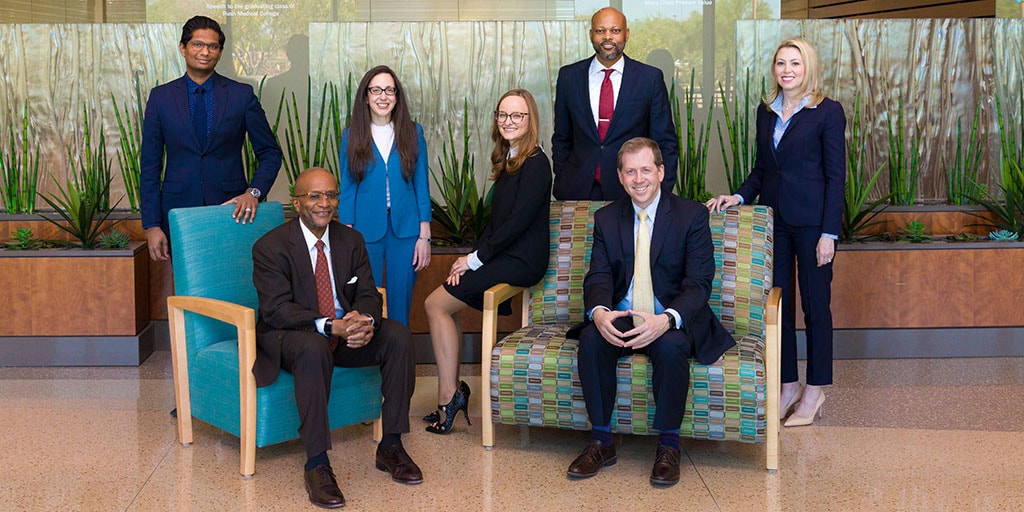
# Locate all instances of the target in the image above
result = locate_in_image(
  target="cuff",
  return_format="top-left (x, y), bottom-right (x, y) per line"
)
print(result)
top-left (664, 308), bottom-right (683, 330)
top-left (315, 317), bottom-right (329, 335)
top-left (821, 233), bottom-right (838, 240)
top-left (734, 194), bottom-right (745, 205)
top-left (467, 251), bottom-right (483, 271)
top-left (588, 305), bottom-right (610, 321)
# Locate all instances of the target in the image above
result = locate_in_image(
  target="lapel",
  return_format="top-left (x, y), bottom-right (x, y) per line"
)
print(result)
top-left (286, 220), bottom-right (318, 309)
top-left (575, 59), bottom-right (600, 141)
top-left (327, 224), bottom-right (352, 311)
top-left (617, 199), bottom-right (636, 283)
top-left (612, 56), bottom-right (640, 139)
top-left (169, 77), bottom-right (196, 147)
top-left (775, 104), bottom-right (814, 164)
top-left (650, 193), bottom-right (672, 263)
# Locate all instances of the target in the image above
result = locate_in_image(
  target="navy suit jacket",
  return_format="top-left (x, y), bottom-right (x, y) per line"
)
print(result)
top-left (575, 193), bottom-right (734, 365)
top-left (736, 97), bottom-right (846, 235)
top-left (140, 72), bottom-right (282, 232)
top-left (551, 55), bottom-right (678, 201)
top-left (251, 220), bottom-right (383, 387)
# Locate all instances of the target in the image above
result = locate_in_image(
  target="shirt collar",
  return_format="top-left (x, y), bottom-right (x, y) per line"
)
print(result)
top-left (770, 93), bottom-right (813, 115)
top-left (589, 55), bottom-right (625, 78)
top-left (298, 220), bottom-right (330, 252)
top-left (185, 73), bottom-right (215, 94)
top-left (632, 189), bottom-right (661, 222)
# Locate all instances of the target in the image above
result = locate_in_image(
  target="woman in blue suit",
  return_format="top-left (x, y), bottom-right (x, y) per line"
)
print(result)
top-left (706, 38), bottom-right (845, 427)
top-left (339, 66), bottom-right (432, 327)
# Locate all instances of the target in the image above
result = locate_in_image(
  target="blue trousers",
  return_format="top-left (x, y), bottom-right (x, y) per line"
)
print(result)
top-left (364, 213), bottom-right (418, 326)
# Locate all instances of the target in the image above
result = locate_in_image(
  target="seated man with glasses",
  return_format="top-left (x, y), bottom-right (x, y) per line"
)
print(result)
top-left (252, 167), bottom-right (422, 509)
top-left (140, 15), bottom-right (282, 262)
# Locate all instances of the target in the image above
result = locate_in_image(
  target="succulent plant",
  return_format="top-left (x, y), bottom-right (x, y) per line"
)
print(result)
top-left (5, 227), bottom-right (45, 250)
top-left (98, 228), bottom-right (132, 249)
top-left (945, 232), bottom-right (980, 242)
top-left (898, 220), bottom-right (933, 243)
top-left (988, 229), bottom-right (1020, 242)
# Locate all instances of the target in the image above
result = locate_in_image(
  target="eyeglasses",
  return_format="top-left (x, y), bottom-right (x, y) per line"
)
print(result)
top-left (367, 86), bottom-right (398, 96)
top-left (187, 40), bottom-right (223, 52)
top-left (494, 111), bottom-right (529, 124)
top-left (294, 191), bottom-right (340, 201)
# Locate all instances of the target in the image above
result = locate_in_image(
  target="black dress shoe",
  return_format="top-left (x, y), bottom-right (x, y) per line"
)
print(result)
top-left (375, 443), bottom-right (424, 485)
top-left (650, 445), bottom-right (681, 486)
top-left (304, 464), bottom-right (345, 509)
top-left (567, 440), bottom-right (617, 479)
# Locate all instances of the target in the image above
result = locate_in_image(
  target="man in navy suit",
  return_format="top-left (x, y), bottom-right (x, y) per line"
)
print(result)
top-left (140, 15), bottom-right (282, 261)
top-left (551, 7), bottom-right (677, 201)
top-left (566, 138), bottom-right (733, 487)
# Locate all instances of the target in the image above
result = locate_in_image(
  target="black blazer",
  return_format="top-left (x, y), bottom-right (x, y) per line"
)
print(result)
top-left (251, 220), bottom-right (382, 386)
top-left (551, 55), bottom-right (678, 201)
top-left (575, 193), bottom-right (734, 365)
top-left (736, 97), bottom-right (846, 235)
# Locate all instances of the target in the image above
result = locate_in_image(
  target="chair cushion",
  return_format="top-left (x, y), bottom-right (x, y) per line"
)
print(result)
top-left (489, 328), bottom-right (766, 443)
top-left (191, 340), bottom-right (382, 447)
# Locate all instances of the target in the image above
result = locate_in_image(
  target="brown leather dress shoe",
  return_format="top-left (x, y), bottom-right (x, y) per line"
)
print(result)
top-left (649, 445), bottom-right (681, 486)
top-left (304, 464), bottom-right (345, 509)
top-left (567, 440), bottom-right (617, 479)
top-left (375, 443), bottom-right (424, 485)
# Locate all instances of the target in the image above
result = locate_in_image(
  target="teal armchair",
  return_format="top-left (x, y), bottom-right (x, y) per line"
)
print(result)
top-left (167, 202), bottom-right (382, 477)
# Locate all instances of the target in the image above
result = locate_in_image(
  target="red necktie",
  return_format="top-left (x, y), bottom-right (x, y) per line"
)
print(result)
top-left (596, 68), bottom-right (615, 183)
top-left (314, 240), bottom-right (338, 351)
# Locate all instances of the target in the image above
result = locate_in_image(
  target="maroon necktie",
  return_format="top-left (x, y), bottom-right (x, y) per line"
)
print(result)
top-left (596, 68), bottom-right (615, 183)
top-left (314, 240), bottom-right (338, 351)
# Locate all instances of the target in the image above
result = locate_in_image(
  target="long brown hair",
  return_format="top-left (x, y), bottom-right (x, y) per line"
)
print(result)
top-left (346, 65), bottom-right (419, 182)
top-left (489, 89), bottom-right (541, 181)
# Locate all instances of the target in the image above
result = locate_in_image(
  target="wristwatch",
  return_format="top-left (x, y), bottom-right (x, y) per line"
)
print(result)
top-left (324, 319), bottom-right (333, 337)
top-left (247, 187), bottom-right (261, 198)
top-left (665, 313), bottom-right (678, 329)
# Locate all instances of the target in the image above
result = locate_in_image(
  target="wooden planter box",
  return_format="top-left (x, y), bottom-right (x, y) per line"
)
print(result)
top-left (0, 240), bottom-right (153, 366)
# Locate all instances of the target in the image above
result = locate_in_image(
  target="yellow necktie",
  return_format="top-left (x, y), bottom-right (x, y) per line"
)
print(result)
top-left (633, 209), bottom-right (654, 327)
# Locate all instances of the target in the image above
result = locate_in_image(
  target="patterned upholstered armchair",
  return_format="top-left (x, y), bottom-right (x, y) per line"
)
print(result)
top-left (167, 203), bottom-right (382, 477)
top-left (481, 202), bottom-right (782, 471)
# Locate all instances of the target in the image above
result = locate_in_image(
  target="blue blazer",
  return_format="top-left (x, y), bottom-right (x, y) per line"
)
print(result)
top-left (576, 193), bottom-right (734, 365)
top-left (140, 72), bottom-right (282, 231)
top-left (551, 55), bottom-right (678, 201)
top-left (337, 124), bottom-right (431, 242)
top-left (736, 98), bottom-right (846, 235)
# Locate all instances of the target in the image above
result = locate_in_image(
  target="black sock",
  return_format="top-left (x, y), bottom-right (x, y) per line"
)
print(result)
top-left (305, 451), bottom-right (329, 471)
top-left (591, 425), bottom-right (613, 447)
top-left (379, 433), bottom-right (402, 450)
top-left (658, 430), bottom-right (680, 451)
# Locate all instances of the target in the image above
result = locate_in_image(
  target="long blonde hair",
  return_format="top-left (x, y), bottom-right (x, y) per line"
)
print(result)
top-left (489, 89), bottom-right (541, 181)
top-left (765, 37), bottom-right (826, 110)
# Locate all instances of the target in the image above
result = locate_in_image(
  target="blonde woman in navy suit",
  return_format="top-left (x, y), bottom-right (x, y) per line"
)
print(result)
top-left (339, 66), bottom-right (431, 327)
top-left (706, 38), bottom-right (846, 427)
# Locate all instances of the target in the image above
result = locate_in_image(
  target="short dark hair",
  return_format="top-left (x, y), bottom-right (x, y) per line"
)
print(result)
top-left (180, 16), bottom-right (225, 47)
top-left (617, 137), bottom-right (663, 169)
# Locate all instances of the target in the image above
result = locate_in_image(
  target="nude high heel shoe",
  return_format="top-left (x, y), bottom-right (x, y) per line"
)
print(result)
top-left (783, 392), bottom-right (825, 427)
top-left (780, 384), bottom-right (804, 420)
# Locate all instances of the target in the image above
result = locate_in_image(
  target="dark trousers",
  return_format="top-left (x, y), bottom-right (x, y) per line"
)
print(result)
top-left (278, 318), bottom-right (415, 458)
top-left (774, 218), bottom-right (834, 386)
top-left (577, 316), bottom-right (693, 431)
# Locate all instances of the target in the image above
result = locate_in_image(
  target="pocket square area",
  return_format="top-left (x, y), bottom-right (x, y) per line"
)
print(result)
top-left (346, 276), bottom-right (358, 284)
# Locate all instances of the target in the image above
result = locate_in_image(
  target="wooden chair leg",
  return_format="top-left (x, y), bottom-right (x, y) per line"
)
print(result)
top-left (373, 418), bottom-right (383, 442)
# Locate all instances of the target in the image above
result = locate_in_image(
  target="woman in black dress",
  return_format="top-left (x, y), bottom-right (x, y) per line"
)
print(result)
top-left (422, 89), bottom-right (553, 434)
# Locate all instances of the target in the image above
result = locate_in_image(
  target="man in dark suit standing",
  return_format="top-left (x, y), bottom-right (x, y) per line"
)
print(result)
top-left (567, 138), bottom-right (733, 487)
top-left (141, 15), bottom-right (282, 261)
top-left (551, 7), bottom-right (677, 201)
top-left (252, 168), bottom-right (421, 509)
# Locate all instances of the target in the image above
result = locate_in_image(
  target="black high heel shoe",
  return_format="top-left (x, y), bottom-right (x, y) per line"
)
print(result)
top-left (425, 381), bottom-right (471, 435)
top-left (422, 410), bottom-right (440, 423)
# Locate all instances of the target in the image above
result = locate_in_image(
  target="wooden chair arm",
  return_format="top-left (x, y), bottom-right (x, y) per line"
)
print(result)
top-left (480, 283), bottom-right (526, 448)
top-left (763, 286), bottom-right (782, 472)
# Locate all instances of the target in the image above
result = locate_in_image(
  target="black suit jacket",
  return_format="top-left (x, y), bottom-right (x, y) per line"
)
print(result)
top-left (736, 97), bottom-right (846, 235)
top-left (140, 72), bottom-right (283, 232)
top-left (574, 193), bottom-right (734, 365)
top-left (251, 220), bottom-right (382, 386)
top-left (551, 55), bottom-right (678, 201)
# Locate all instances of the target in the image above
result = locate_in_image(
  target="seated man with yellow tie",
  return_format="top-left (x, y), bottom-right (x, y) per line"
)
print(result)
top-left (565, 137), bottom-right (734, 487)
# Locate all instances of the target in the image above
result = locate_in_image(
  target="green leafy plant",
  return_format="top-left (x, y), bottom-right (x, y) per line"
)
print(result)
top-left (429, 100), bottom-right (492, 246)
top-left (672, 69), bottom-right (712, 202)
top-left (886, 91), bottom-right (920, 205)
top-left (111, 81), bottom-right (145, 212)
top-left (995, 83), bottom-right (1024, 201)
top-left (66, 102), bottom-right (113, 212)
top-left (964, 174), bottom-right (1024, 237)
top-left (898, 220), bottom-right (932, 243)
top-left (945, 232), bottom-right (980, 242)
top-left (38, 174), bottom-right (123, 249)
top-left (944, 99), bottom-right (984, 206)
top-left (4, 227), bottom-right (46, 250)
top-left (716, 67), bottom-right (761, 193)
top-left (98, 228), bottom-right (132, 249)
top-left (841, 93), bottom-right (892, 242)
top-left (242, 77), bottom-right (284, 185)
top-left (0, 102), bottom-right (41, 213)
top-left (279, 77), bottom-right (344, 190)
top-left (988, 229), bottom-right (1019, 242)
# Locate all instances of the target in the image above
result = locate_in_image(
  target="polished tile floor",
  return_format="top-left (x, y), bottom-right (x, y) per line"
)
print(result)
top-left (2, 353), bottom-right (1023, 511)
